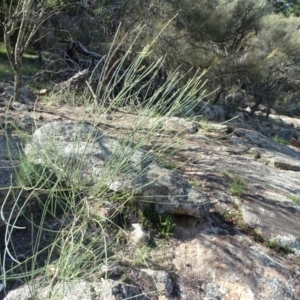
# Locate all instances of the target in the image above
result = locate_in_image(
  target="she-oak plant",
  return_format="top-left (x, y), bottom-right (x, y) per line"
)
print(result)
top-left (0, 21), bottom-right (207, 299)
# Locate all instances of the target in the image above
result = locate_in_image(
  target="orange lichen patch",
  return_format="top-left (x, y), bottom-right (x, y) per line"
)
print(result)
top-left (263, 267), bottom-right (288, 283)
top-left (221, 282), bottom-right (254, 300)
top-left (290, 138), bottom-right (300, 149)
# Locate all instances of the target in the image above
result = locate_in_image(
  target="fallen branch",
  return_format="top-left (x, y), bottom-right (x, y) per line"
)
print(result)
top-left (53, 69), bottom-right (90, 92)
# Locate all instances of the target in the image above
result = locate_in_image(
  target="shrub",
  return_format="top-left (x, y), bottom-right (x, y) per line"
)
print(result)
top-left (289, 195), bottom-right (300, 205)
top-left (274, 135), bottom-right (289, 145)
top-left (229, 175), bottom-right (245, 196)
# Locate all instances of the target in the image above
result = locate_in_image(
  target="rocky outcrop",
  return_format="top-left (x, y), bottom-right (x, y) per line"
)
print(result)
top-left (173, 214), bottom-right (297, 300)
top-left (1, 97), bottom-right (300, 299)
top-left (181, 127), bottom-right (300, 255)
top-left (24, 121), bottom-right (210, 219)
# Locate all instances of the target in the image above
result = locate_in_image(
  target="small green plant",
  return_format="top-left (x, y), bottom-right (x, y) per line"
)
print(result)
top-left (189, 179), bottom-right (201, 188)
top-left (157, 158), bottom-right (180, 170)
top-left (220, 207), bottom-right (293, 255)
top-left (264, 239), bottom-right (293, 255)
top-left (221, 202), bottom-right (246, 230)
top-left (199, 116), bottom-right (214, 132)
top-left (220, 168), bottom-right (229, 176)
top-left (142, 204), bottom-right (175, 239)
top-left (158, 214), bottom-right (175, 239)
top-left (245, 230), bottom-right (293, 255)
top-left (252, 230), bottom-right (265, 243)
top-left (273, 135), bottom-right (289, 145)
top-left (229, 175), bottom-right (245, 196)
top-left (132, 243), bottom-right (151, 266)
top-left (155, 145), bottom-right (186, 171)
top-left (221, 208), bottom-right (293, 256)
top-left (289, 195), bottom-right (300, 205)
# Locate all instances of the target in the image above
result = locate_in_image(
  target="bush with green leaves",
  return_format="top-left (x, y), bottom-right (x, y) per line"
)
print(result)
top-left (264, 239), bottom-right (293, 255)
top-left (289, 194), bottom-right (300, 205)
top-left (142, 203), bottom-right (175, 239)
top-left (273, 135), bottom-right (289, 145)
top-left (229, 175), bottom-right (246, 196)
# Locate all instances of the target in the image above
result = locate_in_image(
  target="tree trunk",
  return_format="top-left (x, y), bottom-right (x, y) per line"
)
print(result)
top-left (212, 85), bottom-right (224, 105)
top-left (13, 62), bottom-right (22, 103)
top-left (265, 98), bottom-right (272, 119)
top-left (250, 96), bottom-right (263, 116)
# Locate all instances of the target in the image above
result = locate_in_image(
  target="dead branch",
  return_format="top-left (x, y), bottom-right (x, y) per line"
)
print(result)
top-left (53, 69), bottom-right (90, 92)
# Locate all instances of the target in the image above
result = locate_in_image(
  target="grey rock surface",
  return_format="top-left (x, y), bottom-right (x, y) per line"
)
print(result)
top-left (3, 285), bottom-right (33, 300)
top-left (232, 128), bottom-right (300, 171)
top-left (2, 86), bottom-right (36, 103)
top-left (173, 214), bottom-right (297, 300)
top-left (0, 82), bottom-right (10, 94)
top-left (193, 102), bottom-right (225, 121)
top-left (130, 223), bottom-right (150, 244)
top-left (275, 127), bottom-right (299, 142)
top-left (210, 123), bottom-right (229, 133)
top-left (11, 102), bottom-right (30, 111)
top-left (24, 121), bottom-right (210, 219)
top-left (163, 117), bottom-right (198, 134)
top-left (140, 269), bottom-right (173, 296)
top-left (3, 279), bottom-right (150, 300)
top-left (183, 128), bottom-right (300, 255)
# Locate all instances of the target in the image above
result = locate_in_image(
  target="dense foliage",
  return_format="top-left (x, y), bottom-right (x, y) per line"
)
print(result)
top-left (270, 0), bottom-right (300, 16)
top-left (1, 0), bottom-right (300, 115)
